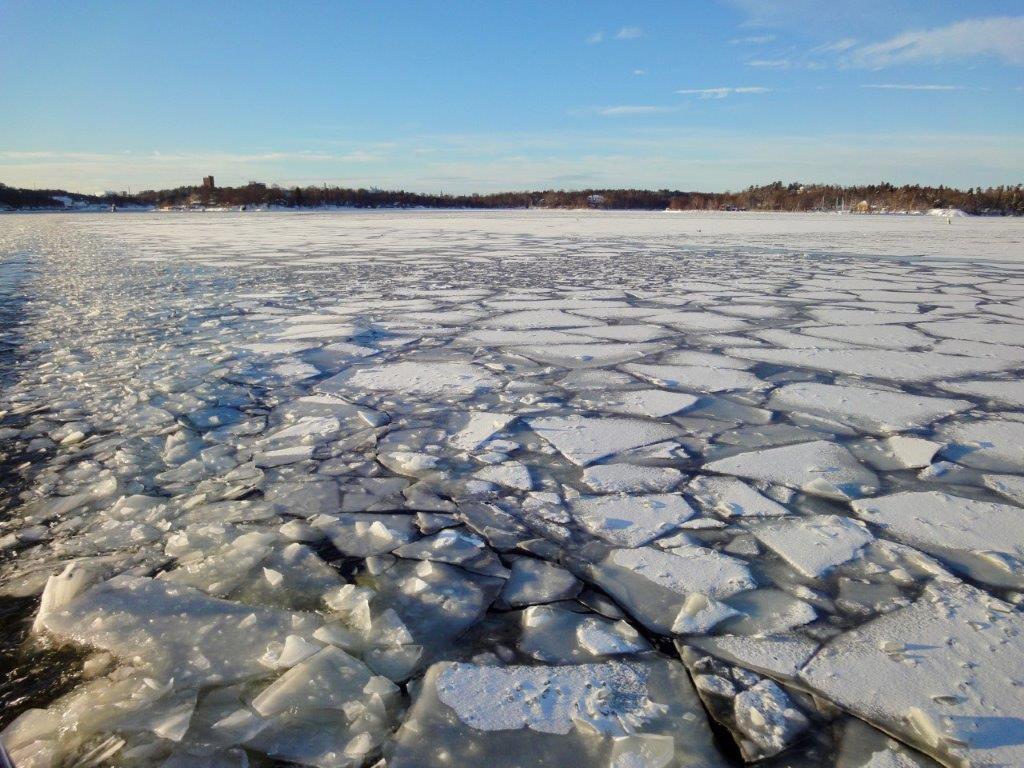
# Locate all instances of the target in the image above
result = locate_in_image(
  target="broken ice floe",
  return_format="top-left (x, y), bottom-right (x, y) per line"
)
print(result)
top-left (3, 213), bottom-right (1024, 768)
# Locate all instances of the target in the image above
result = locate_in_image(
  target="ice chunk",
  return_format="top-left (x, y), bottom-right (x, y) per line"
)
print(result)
top-left (938, 419), bottom-right (1024, 472)
top-left (609, 734), bottom-right (676, 768)
top-left (321, 360), bottom-right (499, 396)
top-left (801, 323), bottom-right (932, 350)
top-left (689, 476), bottom-right (789, 518)
top-left (528, 415), bottom-right (679, 467)
top-left (937, 378), bottom-right (1024, 408)
top-left (500, 558), bottom-right (582, 607)
top-left (768, 382), bottom-right (971, 435)
top-left (687, 634), bottom-right (820, 682)
top-left (253, 444), bottom-right (315, 467)
top-left (727, 348), bottom-right (1010, 382)
top-left (581, 464), bottom-right (684, 494)
top-left (568, 324), bottom-right (672, 343)
top-left (269, 633), bottom-right (321, 669)
top-left (569, 494), bottom-right (696, 548)
top-left (749, 514), bottom-right (873, 578)
top-left (851, 491), bottom-right (1024, 588)
top-left (379, 450), bottom-right (440, 476)
top-left (800, 582), bottom-right (1024, 768)
top-left (519, 605), bottom-right (650, 662)
top-left (516, 343), bottom-right (655, 369)
top-left (592, 545), bottom-right (755, 634)
top-left (460, 328), bottom-right (587, 346)
top-left (598, 389), bottom-right (700, 418)
top-left (480, 309), bottom-right (592, 329)
top-left (855, 435), bottom-right (943, 470)
top-left (33, 561), bottom-right (97, 632)
top-left (671, 593), bottom-right (741, 635)
top-left (312, 513), bottom-right (420, 557)
top-left (474, 461), bottom-right (534, 491)
top-left (612, 546), bottom-right (755, 599)
top-left (732, 680), bottom-right (809, 760)
top-left (718, 589), bottom-right (817, 636)
top-left (389, 659), bottom-right (725, 768)
top-left (449, 411), bottom-right (517, 450)
top-left (917, 318), bottom-right (1023, 345)
top-left (835, 718), bottom-right (941, 768)
top-left (558, 368), bottom-right (636, 390)
top-left (659, 350), bottom-right (754, 369)
top-left (624, 364), bottom-right (767, 394)
top-left (705, 440), bottom-right (879, 500)
top-left (370, 559), bottom-right (502, 673)
top-left (391, 529), bottom-right (486, 564)
top-left (575, 616), bottom-right (650, 656)
top-left (35, 575), bottom-right (320, 685)
top-left (981, 473), bottom-right (1024, 505)
top-left (264, 480), bottom-right (340, 517)
top-left (251, 645), bottom-right (374, 716)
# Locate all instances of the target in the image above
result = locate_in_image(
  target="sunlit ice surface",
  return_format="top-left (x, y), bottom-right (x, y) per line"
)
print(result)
top-left (1, 209), bottom-right (1023, 768)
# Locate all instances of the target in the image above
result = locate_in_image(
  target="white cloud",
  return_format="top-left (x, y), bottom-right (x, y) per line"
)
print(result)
top-left (586, 31), bottom-right (605, 44)
top-left (595, 105), bottom-right (676, 115)
top-left (676, 86), bottom-right (770, 99)
top-left (861, 84), bottom-right (963, 91)
top-left (849, 16), bottom-right (1024, 67)
top-left (632, 69), bottom-right (647, 76)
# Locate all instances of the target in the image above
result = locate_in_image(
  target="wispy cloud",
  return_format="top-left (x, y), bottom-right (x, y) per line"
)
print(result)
top-left (811, 38), bottom-right (858, 54)
top-left (730, 34), bottom-right (776, 44)
top-left (676, 86), bottom-right (770, 99)
top-left (848, 16), bottom-right (1024, 67)
top-left (745, 58), bottom-right (791, 69)
top-left (615, 26), bottom-right (644, 40)
top-left (587, 26), bottom-right (642, 44)
top-left (861, 84), bottom-right (964, 91)
top-left (4, 130), bottom-right (1023, 194)
top-left (632, 69), bottom-right (647, 76)
top-left (595, 105), bottom-right (676, 115)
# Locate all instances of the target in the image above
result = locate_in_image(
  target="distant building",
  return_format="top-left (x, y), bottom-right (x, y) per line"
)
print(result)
top-left (202, 175), bottom-right (215, 190)
top-left (586, 194), bottom-right (605, 208)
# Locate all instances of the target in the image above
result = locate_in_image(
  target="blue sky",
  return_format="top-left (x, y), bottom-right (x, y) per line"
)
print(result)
top-left (1, 0), bottom-right (1022, 193)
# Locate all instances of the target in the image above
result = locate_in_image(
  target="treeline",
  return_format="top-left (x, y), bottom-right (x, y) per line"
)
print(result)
top-left (679, 181), bottom-right (1024, 215)
top-left (0, 184), bottom-right (134, 210)
top-left (140, 180), bottom-right (1024, 214)
top-left (3, 180), bottom-right (1023, 215)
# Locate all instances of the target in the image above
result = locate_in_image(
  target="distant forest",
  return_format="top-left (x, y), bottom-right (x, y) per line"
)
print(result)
top-left (2, 180), bottom-right (1023, 215)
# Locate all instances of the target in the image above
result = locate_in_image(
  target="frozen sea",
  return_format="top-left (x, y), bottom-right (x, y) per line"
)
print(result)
top-left (1, 210), bottom-right (1023, 768)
